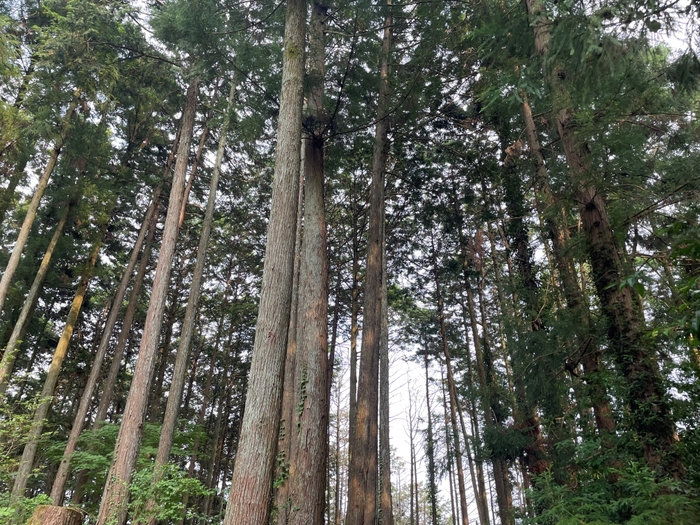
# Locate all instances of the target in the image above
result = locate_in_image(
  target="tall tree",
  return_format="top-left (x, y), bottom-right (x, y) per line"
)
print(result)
top-left (346, 1), bottom-right (392, 523)
top-left (96, 76), bottom-right (199, 525)
top-left (222, 0), bottom-right (306, 522)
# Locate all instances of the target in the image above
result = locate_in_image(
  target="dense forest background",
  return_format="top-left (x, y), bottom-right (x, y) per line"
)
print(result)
top-left (0, 0), bottom-right (699, 523)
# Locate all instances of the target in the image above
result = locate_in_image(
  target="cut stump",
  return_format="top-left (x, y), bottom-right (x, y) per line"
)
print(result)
top-left (25, 505), bottom-right (83, 525)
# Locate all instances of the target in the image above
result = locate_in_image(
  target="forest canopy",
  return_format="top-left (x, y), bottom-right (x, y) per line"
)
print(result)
top-left (0, 0), bottom-right (699, 524)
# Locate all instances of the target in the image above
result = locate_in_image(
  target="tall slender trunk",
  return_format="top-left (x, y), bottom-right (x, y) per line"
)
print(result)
top-left (142, 79), bottom-right (235, 525)
top-left (50, 191), bottom-right (162, 504)
top-left (440, 369), bottom-right (458, 525)
top-left (348, 172), bottom-right (361, 475)
top-left (0, 95), bottom-right (79, 316)
top-left (286, 3), bottom-right (329, 524)
top-left (274, 145), bottom-right (305, 525)
top-left (0, 203), bottom-right (71, 395)
top-left (223, 1), bottom-right (306, 522)
top-left (346, 3), bottom-right (391, 524)
top-left (379, 211), bottom-right (393, 525)
top-left (524, 0), bottom-right (677, 471)
top-left (11, 231), bottom-right (103, 498)
top-left (93, 207), bottom-right (158, 428)
top-left (423, 346), bottom-right (438, 525)
top-left (430, 236), bottom-right (469, 525)
top-left (96, 77), bottom-right (198, 525)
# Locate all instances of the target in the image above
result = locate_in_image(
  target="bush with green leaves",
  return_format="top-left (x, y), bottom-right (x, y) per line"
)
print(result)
top-left (526, 441), bottom-right (700, 525)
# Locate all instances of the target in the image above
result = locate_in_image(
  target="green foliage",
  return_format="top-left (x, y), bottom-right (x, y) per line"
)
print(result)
top-left (482, 424), bottom-right (532, 461)
top-left (129, 463), bottom-right (211, 523)
top-left (0, 493), bottom-right (51, 525)
top-left (528, 457), bottom-right (700, 525)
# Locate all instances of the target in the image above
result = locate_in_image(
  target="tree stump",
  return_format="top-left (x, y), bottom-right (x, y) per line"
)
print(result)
top-left (25, 505), bottom-right (83, 525)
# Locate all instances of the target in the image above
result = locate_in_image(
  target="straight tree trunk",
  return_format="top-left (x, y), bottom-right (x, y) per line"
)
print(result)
top-left (50, 191), bottom-right (162, 505)
top-left (11, 233), bottom-right (103, 498)
top-left (346, 3), bottom-right (391, 524)
top-left (423, 346), bottom-right (438, 525)
top-left (0, 203), bottom-right (71, 395)
top-left (347, 172), bottom-right (361, 474)
top-left (143, 79), bottom-right (236, 525)
top-left (286, 2), bottom-right (330, 524)
top-left (273, 144), bottom-right (305, 525)
top-left (430, 237), bottom-right (469, 525)
top-left (222, 1), bottom-right (306, 522)
top-left (379, 210), bottom-right (393, 525)
top-left (521, 96), bottom-right (616, 436)
top-left (92, 205), bottom-right (158, 428)
top-left (0, 95), bottom-right (79, 317)
top-left (96, 77), bottom-right (199, 525)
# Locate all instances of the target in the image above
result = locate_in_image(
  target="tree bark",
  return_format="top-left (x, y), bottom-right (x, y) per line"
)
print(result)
top-left (379, 204), bottom-right (393, 525)
top-left (273, 143), bottom-right (305, 525)
top-left (0, 203), bottom-right (71, 395)
top-left (286, 2), bottom-right (330, 524)
top-left (430, 236), bottom-right (469, 525)
top-left (423, 346), bottom-right (438, 525)
top-left (12, 232), bottom-right (103, 499)
top-left (222, 1), bottom-right (306, 522)
top-left (346, 2), bottom-right (391, 524)
top-left (50, 191), bottom-right (162, 505)
top-left (143, 79), bottom-right (235, 525)
top-left (0, 95), bottom-right (79, 317)
top-left (96, 76), bottom-right (198, 525)
top-left (521, 96), bottom-right (616, 436)
top-left (25, 505), bottom-right (82, 525)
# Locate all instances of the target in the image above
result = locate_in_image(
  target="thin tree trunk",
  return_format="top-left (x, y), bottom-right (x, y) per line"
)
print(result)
top-left (423, 346), bottom-right (438, 525)
top-left (143, 79), bottom-right (235, 525)
top-left (430, 236), bottom-right (469, 525)
top-left (346, 3), bottom-right (391, 524)
top-left (223, 1), bottom-right (306, 521)
top-left (0, 96), bottom-right (79, 316)
top-left (379, 211), bottom-right (393, 525)
top-left (96, 77), bottom-right (199, 525)
top-left (0, 203), bottom-right (71, 395)
top-left (11, 233), bottom-right (103, 498)
top-left (50, 192), bottom-right (162, 505)
top-left (92, 206), bottom-right (158, 428)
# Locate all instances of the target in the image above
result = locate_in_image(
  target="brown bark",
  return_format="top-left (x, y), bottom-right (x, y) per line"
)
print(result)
top-left (273, 144), bottom-right (305, 525)
top-left (0, 204), bottom-right (71, 395)
top-left (524, 0), bottom-right (676, 470)
top-left (12, 233), bottom-right (103, 498)
top-left (0, 95), bottom-right (79, 317)
top-left (25, 505), bottom-right (82, 525)
top-left (286, 2), bottom-right (330, 524)
top-left (222, 1), bottom-right (306, 522)
top-left (423, 345), bottom-right (438, 525)
top-left (144, 79), bottom-right (235, 525)
top-left (93, 205), bottom-right (158, 428)
top-left (379, 208), bottom-right (393, 525)
top-left (96, 77), bottom-right (199, 525)
top-left (50, 191), bottom-right (162, 505)
top-left (346, 3), bottom-right (391, 524)
top-left (521, 97), bottom-right (616, 435)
